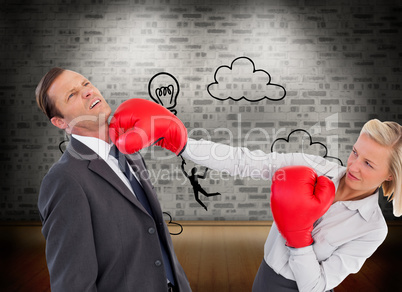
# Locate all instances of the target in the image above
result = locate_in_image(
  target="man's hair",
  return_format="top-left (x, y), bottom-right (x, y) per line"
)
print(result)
top-left (35, 67), bottom-right (65, 120)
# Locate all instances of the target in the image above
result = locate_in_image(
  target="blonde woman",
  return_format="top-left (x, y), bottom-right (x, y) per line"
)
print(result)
top-left (181, 119), bottom-right (401, 292)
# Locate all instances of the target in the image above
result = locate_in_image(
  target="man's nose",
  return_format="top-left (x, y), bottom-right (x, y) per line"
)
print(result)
top-left (82, 88), bottom-right (93, 99)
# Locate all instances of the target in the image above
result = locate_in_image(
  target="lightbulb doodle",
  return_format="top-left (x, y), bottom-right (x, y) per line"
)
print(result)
top-left (207, 56), bottom-right (287, 102)
top-left (147, 71), bottom-right (222, 210)
top-left (148, 72), bottom-right (180, 115)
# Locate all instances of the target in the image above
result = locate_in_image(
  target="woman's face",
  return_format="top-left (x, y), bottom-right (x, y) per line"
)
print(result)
top-left (345, 133), bottom-right (393, 194)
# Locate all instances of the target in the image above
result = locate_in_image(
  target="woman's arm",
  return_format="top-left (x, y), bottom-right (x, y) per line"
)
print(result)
top-left (182, 138), bottom-right (340, 180)
top-left (288, 225), bottom-right (387, 292)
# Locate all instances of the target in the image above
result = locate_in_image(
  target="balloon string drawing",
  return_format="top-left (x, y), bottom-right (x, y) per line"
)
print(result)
top-left (207, 56), bottom-right (287, 102)
top-left (270, 129), bottom-right (344, 166)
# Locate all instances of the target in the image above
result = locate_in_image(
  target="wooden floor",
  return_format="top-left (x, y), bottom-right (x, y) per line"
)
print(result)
top-left (0, 221), bottom-right (401, 292)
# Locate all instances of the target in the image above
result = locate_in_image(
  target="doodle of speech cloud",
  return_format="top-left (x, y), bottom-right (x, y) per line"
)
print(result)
top-left (207, 56), bottom-right (286, 102)
top-left (271, 129), bottom-right (344, 168)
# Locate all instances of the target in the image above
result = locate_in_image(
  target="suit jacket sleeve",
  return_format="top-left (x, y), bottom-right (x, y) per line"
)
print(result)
top-left (38, 167), bottom-right (98, 292)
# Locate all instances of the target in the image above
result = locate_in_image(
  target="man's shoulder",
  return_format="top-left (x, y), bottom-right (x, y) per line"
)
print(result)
top-left (43, 149), bottom-right (90, 181)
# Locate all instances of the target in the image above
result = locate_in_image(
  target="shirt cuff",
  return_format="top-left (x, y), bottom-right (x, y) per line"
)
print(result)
top-left (287, 244), bottom-right (314, 256)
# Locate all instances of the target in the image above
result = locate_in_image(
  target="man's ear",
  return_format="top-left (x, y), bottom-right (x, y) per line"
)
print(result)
top-left (51, 116), bottom-right (68, 130)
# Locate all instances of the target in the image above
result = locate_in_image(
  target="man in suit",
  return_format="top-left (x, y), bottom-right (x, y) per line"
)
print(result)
top-left (35, 67), bottom-right (191, 292)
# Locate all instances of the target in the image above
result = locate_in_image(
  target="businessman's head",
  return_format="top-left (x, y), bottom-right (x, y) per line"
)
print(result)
top-left (36, 68), bottom-right (112, 139)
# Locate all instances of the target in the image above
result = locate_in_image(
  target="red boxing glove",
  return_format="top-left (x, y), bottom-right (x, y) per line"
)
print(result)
top-left (271, 166), bottom-right (335, 248)
top-left (109, 98), bottom-right (187, 155)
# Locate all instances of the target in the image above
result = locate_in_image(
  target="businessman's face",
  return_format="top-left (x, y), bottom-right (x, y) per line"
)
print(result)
top-left (48, 70), bottom-right (112, 137)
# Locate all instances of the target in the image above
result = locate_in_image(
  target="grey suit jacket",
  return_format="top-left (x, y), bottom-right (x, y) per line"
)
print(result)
top-left (38, 137), bottom-right (191, 292)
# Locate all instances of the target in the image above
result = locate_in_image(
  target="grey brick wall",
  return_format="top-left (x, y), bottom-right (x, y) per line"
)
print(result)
top-left (1, 0), bottom-right (401, 221)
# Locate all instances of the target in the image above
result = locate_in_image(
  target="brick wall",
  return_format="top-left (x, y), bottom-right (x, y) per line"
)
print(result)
top-left (1, 0), bottom-right (401, 221)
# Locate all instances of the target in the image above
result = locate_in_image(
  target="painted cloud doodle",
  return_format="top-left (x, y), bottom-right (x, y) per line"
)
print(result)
top-left (207, 56), bottom-right (286, 102)
top-left (271, 129), bottom-right (344, 166)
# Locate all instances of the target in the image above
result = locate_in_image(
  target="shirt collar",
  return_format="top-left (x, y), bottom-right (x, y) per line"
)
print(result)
top-left (341, 191), bottom-right (380, 222)
top-left (332, 168), bottom-right (346, 191)
top-left (72, 134), bottom-right (112, 161)
top-left (332, 168), bottom-right (380, 221)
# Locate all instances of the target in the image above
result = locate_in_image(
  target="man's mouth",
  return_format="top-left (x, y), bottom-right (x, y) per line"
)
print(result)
top-left (90, 100), bottom-right (100, 109)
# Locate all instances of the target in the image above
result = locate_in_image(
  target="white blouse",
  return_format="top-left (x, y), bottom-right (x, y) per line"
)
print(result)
top-left (182, 138), bottom-right (388, 292)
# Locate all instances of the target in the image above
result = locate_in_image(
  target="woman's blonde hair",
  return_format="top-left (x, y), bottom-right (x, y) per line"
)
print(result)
top-left (361, 119), bottom-right (402, 217)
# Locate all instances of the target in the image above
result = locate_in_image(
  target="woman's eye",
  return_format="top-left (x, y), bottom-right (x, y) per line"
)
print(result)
top-left (366, 161), bottom-right (373, 168)
top-left (68, 93), bottom-right (74, 99)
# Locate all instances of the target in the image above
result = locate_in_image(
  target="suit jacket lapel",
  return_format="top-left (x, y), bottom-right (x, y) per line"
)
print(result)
top-left (66, 138), bottom-right (147, 212)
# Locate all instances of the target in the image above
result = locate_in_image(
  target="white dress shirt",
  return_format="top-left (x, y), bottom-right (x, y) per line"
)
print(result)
top-left (182, 138), bottom-right (388, 292)
top-left (72, 134), bottom-right (138, 197)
